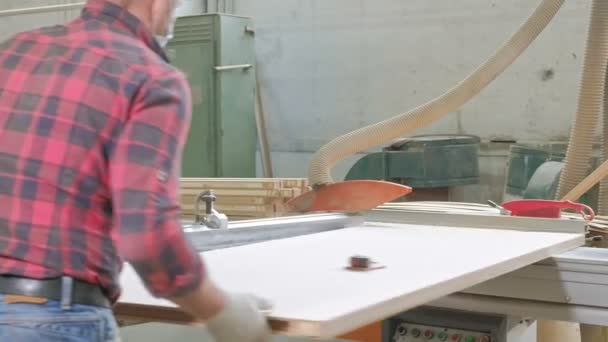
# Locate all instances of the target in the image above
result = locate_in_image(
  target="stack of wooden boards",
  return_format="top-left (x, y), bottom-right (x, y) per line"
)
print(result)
top-left (179, 178), bottom-right (309, 220)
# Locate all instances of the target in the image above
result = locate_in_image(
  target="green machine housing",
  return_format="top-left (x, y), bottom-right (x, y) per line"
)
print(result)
top-left (167, 14), bottom-right (257, 177)
top-left (504, 144), bottom-right (599, 209)
top-left (345, 135), bottom-right (481, 201)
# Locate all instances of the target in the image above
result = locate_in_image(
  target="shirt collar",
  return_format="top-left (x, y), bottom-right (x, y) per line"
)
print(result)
top-left (82, 0), bottom-right (169, 62)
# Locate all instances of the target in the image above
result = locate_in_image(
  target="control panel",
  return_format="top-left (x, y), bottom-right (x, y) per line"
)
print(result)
top-left (391, 322), bottom-right (492, 342)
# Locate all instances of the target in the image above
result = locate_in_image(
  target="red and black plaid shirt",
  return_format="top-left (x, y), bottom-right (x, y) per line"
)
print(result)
top-left (0, 0), bottom-right (204, 301)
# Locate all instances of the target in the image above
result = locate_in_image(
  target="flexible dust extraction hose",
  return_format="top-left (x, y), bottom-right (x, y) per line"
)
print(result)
top-left (557, 0), bottom-right (608, 201)
top-left (307, 0), bottom-right (565, 186)
top-left (600, 66), bottom-right (608, 215)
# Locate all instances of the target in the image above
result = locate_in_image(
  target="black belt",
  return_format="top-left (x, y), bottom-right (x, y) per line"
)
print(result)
top-left (0, 276), bottom-right (110, 308)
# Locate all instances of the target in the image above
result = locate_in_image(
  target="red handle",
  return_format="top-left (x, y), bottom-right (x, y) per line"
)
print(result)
top-left (559, 201), bottom-right (595, 221)
top-left (501, 199), bottom-right (595, 221)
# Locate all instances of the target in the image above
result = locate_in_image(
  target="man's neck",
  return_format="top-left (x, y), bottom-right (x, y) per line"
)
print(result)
top-left (101, 0), bottom-right (154, 32)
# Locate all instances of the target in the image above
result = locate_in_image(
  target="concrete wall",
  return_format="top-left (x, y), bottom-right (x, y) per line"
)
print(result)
top-left (0, 1), bottom-right (81, 35)
top-left (238, 0), bottom-right (589, 148)
top-left (236, 0), bottom-right (591, 202)
top-left (0, 0), bottom-right (592, 202)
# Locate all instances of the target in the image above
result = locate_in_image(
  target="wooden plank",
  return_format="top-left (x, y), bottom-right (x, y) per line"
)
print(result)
top-left (538, 321), bottom-right (581, 342)
top-left (181, 177), bottom-right (306, 182)
top-left (180, 213), bottom-right (271, 221)
top-left (182, 195), bottom-right (291, 206)
top-left (229, 215), bottom-right (279, 221)
top-left (182, 204), bottom-right (278, 217)
top-left (581, 324), bottom-right (608, 342)
top-left (118, 222), bottom-right (583, 338)
top-left (179, 188), bottom-right (296, 198)
top-left (180, 178), bottom-right (307, 188)
top-left (180, 200), bottom-right (286, 213)
top-left (181, 180), bottom-right (282, 190)
top-left (181, 203), bottom-right (278, 213)
top-left (562, 159), bottom-right (608, 202)
top-left (180, 195), bottom-right (280, 206)
top-left (178, 178), bottom-right (307, 220)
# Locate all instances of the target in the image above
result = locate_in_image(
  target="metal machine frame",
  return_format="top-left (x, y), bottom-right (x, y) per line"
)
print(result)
top-left (115, 208), bottom-right (603, 341)
top-left (383, 307), bottom-right (537, 342)
top-left (372, 209), bottom-right (608, 328)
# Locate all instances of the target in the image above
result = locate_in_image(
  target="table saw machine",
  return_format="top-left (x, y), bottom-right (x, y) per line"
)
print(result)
top-left (113, 202), bottom-right (608, 342)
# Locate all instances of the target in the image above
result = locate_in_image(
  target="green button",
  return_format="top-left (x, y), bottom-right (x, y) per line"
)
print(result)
top-left (464, 337), bottom-right (476, 342)
top-left (438, 332), bottom-right (448, 341)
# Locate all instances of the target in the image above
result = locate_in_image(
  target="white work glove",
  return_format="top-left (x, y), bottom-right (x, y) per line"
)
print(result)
top-left (206, 293), bottom-right (273, 342)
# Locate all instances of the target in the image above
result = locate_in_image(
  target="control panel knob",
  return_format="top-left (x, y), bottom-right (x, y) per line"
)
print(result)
top-left (397, 326), bottom-right (407, 336)
top-left (438, 332), bottom-right (448, 341)
top-left (424, 330), bottom-right (435, 339)
top-left (411, 328), bottom-right (421, 337)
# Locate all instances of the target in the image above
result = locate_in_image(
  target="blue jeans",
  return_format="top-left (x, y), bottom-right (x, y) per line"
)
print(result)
top-left (0, 294), bottom-right (120, 341)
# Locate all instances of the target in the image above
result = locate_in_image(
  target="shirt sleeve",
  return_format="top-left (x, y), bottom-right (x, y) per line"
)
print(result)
top-left (109, 69), bottom-right (204, 299)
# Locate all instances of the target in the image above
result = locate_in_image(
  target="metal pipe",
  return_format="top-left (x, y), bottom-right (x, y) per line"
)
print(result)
top-left (557, 0), bottom-right (608, 199)
top-left (0, 3), bottom-right (85, 18)
top-left (214, 64), bottom-right (253, 71)
top-left (432, 293), bottom-right (608, 327)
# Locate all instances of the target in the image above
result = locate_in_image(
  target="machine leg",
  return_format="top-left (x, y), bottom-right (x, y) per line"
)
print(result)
top-left (537, 320), bottom-right (581, 342)
top-left (580, 324), bottom-right (608, 342)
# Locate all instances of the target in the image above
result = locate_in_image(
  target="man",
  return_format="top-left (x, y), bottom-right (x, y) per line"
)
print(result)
top-left (0, 0), bottom-right (272, 341)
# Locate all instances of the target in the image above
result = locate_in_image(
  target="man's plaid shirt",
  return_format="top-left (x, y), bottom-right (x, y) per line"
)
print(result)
top-left (0, 0), bottom-right (204, 301)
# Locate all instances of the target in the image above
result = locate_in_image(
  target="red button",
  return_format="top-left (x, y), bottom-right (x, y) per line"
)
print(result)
top-left (481, 336), bottom-right (491, 342)
top-left (452, 335), bottom-right (462, 342)
top-left (425, 330), bottom-right (435, 338)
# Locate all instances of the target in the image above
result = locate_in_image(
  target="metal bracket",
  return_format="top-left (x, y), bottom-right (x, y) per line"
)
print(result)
top-left (194, 190), bottom-right (229, 230)
top-left (184, 213), bottom-right (359, 251)
top-left (365, 207), bottom-right (586, 234)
